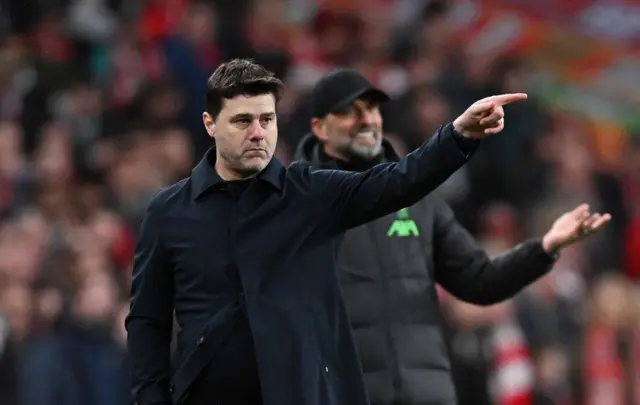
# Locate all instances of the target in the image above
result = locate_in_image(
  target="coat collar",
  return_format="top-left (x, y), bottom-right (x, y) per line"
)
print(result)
top-left (190, 146), bottom-right (284, 200)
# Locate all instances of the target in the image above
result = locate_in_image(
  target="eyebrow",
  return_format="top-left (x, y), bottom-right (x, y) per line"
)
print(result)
top-left (355, 98), bottom-right (378, 108)
top-left (334, 102), bottom-right (375, 115)
top-left (230, 112), bottom-right (276, 120)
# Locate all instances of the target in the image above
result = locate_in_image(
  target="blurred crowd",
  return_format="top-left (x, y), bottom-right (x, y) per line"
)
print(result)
top-left (1, 0), bottom-right (640, 404)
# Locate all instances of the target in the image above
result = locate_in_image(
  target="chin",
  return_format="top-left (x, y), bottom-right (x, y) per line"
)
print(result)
top-left (241, 157), bottom-right (270, 174)
top-left (350, 143), bottom-right (382, 160)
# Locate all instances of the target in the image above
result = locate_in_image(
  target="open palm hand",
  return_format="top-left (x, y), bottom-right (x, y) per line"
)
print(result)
top-left (542, 204), bottom-right (611, 252)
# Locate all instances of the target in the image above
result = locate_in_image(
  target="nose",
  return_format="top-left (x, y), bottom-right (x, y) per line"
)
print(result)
top-left (247, 120), bottom-right (265, 141)
top-left (360, 109), bottom-right (378, 127)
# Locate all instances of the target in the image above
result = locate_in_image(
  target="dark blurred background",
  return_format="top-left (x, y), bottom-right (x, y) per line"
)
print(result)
top-left (0, 0), bottom-right (639, 404)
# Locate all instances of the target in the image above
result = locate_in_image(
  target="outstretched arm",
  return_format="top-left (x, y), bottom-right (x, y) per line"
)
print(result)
top-left (318, 124), bottom-right (472, 230)
top-left (434, 201), bottom-right (610, 305)
top-left (313, 93), bottom-right (527, 232)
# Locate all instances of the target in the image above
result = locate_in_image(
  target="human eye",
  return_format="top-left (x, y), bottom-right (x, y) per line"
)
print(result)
top-left (260, 115), bottom-right (275, 127)
top-left (234, 117), bottom-right (252, 128)
top-left (365, 101), bottom-right (379, 112)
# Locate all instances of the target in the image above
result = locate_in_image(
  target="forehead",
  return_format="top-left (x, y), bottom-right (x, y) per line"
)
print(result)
top-left (327, 97), bottom-right (381, 121)
top-left (350, 96), bottom-right (379, 109)
top-left (339, 96), bottom-right (381, 112)
top-left (220, 94), bottom-right (276, 116)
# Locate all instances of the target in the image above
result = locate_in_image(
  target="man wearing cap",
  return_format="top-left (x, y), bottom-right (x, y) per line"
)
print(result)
top-left (128, 59), bottom-right (544, 405)
top-left (294, 69), bottom-right (611, 405)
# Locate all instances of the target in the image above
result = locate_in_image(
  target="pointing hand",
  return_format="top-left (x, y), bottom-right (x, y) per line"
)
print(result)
top-left (453, 93), bottom-right (528, 139)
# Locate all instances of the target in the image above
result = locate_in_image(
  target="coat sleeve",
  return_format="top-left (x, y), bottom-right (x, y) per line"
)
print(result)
top-left (432, 197), bottom-right (556, 305)
top-left (311, 123), bottom-right (475, 231)
top-left (125, 194), bottom-right (174, 405)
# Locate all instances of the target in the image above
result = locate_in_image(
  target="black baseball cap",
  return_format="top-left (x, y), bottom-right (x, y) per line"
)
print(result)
top-left (309, 69), bottom-right (390, 118)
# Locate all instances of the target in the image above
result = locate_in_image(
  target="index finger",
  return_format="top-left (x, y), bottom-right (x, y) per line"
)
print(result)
top-left (488, 93), bottom-right (528, 105)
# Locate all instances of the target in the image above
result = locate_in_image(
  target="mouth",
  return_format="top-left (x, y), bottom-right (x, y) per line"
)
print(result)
top-left (244, 148), bottom-right (266, 155)
top-left (353, 130), bottom-right (378, 146)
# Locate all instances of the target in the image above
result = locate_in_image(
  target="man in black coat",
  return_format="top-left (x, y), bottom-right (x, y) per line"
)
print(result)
top-left (125, 59), bottom-right (528, 405)
top-left (294, 69), bottom-right (611, 405)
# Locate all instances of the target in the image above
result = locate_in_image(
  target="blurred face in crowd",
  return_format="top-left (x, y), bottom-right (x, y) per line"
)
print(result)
top-left (0, 122), bottom-right (22, 174)
top-left (502, 66), bottom-right (528, 94)
top-left (203, 94), bottom-right (278, 180)
top-left (420, 14), bottom-right (452, 51)
top-left (182, 3), bottom-right (216, 45)
top-left (107, 136), bottom-right (167, 199)
top-left (34, 123), bottom-right (73, 185)
top-left (34, 287), bottom-right (63, 324)
top-left (312, 96), bottom-right (383, 161)
top-left (18, 210), bottom-right (50, 248)
top-left (1, 283), bottom-right (32, 341)
top-left (414, 89), bottom-right (449, 134)
top-left (72, 272), bottom-right (118, 326)
top-left (480, 202), bottom-right (520, 245)
top-left (407, 55), bottom-right (443, 87)
top-left (535, 346), bottom-right (568, 388)
top-left (591, 274), bottom-right (629, 327)
top-left (37, 186), bottom-right (69, 220)
top-left (0, 219), bottom-right (46, 283)
top-left (319, 24), bottom-right (355, 64)
top-left (71, 84), bottom-right (102, 116)
top-left (155, 128), bottom-right (192, 179)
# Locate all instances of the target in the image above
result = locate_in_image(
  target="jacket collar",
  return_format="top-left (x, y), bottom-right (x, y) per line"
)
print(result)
top-left (190, 146), bottom-right (284, 200)
top-left (294, 132), bottom-right (400, 171)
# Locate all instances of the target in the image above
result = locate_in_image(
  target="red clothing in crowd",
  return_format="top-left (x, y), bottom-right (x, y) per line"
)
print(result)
top-left (583, 324), bottom-right (640, 405)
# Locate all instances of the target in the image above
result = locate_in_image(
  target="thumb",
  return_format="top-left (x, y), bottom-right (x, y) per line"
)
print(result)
top-left (468, 101), bottom-right (494, 116)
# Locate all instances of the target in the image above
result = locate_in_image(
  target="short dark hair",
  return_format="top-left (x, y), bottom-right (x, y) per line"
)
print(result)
top-left (205, 58), bottom-right (284, 118)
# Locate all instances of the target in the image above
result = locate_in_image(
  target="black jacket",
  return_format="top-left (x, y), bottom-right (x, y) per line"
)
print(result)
top-left (294, 133), bottom-right (558, 405)
top-left (0, 315), bottom-right (19, 405)
top-left (126, 124), bottom-right (472, 405)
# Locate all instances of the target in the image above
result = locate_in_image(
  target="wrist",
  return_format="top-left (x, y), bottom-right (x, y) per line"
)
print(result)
top-left (452, 118), bottom-right (467, 138)
top-left (453, 118), bottom-right (477, 139)
top-left (542, 233), bottom-right (560, 254)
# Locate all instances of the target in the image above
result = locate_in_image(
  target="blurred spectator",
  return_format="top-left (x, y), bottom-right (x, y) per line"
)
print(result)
top-left (445, 295), bottom-right (534, 405)
top-left (445, 203), bottom-right (535, 405)
top-left (623, 137), bottom-right (640, 279)
top-left (531, 344), bottom-right (573, 405)
top-left (243, 0), bottom-right (291, 81)
top-left (581, 274), bottom-right (637, 405)
top-left (0, 121), bottom-right (31, 216)
top-left (93, 20), bottom-right (166, 112)
top-left (528, 117), bottom-right (626, 275)
top-left (0, 0), bottom-right (637, 404)
top-left (162, 1), bottom-right (220, 159)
